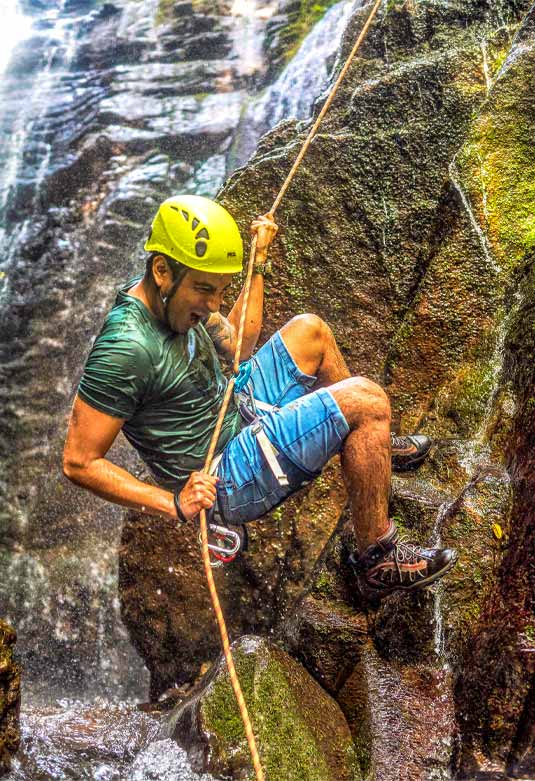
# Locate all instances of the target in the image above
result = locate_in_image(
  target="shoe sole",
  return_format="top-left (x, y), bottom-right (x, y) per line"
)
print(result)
top-left (358, 550), bottom-right (458, 601)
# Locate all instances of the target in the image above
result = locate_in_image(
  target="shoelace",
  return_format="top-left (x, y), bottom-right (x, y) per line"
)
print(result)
top-left (389, 534), bottom-right (426, 581)
top-left (391, 434), bottom-right (413, 450)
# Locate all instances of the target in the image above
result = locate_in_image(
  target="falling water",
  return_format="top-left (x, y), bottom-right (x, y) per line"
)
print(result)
top-left (431, 502), bottom-right (451, 662)
top-left (0, 1), bottom-right (33, 74)
top-left (232, 0), bottom-right (357, 167)
top-left (448, 155), bottom-right (499, 274)
top-left (0, 0), bottom-right (81, 299)
top-left (8, 699), bottom-right (216, 780)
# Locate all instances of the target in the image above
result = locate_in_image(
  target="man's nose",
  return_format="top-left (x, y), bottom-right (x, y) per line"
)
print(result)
top-left (206, 294), bottom-right (220, 313)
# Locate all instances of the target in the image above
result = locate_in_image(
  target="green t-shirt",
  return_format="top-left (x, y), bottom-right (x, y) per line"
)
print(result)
top-left (78, 278), bottom-right (241, 489)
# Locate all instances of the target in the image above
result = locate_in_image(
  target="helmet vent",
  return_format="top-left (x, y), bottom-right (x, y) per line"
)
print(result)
top-left (170, 206), bottom-right (179, 212)
top-left (192, 218), bottom-right (199, 230)
top-left (181, 210), bottom-right (189, 221)
top-left (195, 241), bottom-right (207, 258)
top-left (196, 228), bottom-right (209, 239)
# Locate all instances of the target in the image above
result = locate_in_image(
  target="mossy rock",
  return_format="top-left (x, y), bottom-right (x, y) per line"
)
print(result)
top-left (165, 635), bottom-right (362, 780)
top-left (0, 619), bottom-right (21, 775)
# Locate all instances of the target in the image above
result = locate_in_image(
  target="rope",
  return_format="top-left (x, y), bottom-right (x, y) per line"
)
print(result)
top-left (198, 1), bottom-right (384, 778)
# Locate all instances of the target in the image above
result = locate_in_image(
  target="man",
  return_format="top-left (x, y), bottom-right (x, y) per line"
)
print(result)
top-left (63, 195), bottom-right (456, 597)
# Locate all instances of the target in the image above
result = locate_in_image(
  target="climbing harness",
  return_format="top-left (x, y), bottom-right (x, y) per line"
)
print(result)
top-left (197, 1), bottom-right (385, 778)
top-left (203, 390), bottom-right (288, 568)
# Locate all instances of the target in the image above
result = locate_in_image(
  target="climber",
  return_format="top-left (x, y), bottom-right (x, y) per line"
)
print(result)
top-left (63, 195), bottom-right (457, 597)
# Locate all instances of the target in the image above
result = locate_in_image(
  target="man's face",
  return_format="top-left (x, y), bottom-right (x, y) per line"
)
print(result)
top-left (166, 268), bottom-right (233, 333)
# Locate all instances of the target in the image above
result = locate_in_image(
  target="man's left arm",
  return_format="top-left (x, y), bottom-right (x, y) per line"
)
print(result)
top-left (206, 213), bottom-right (278, 362)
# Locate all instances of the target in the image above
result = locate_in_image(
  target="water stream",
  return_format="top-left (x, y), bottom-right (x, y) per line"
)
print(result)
top-left (232, 0), bottom-right (357, 167)
top-left (8, 699), bottom-right (215, 781)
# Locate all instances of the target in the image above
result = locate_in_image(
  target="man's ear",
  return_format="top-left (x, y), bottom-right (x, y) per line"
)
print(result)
top-left (152, 254), bottom-right (170, 287)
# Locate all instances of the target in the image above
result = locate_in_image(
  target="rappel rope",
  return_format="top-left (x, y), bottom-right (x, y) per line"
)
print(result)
top-left (197, 1), bottom-right (384, 778)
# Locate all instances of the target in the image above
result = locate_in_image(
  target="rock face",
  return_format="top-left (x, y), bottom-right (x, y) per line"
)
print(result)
top-left (1, 0), bottom-right (535, 776)
top-left (0, 620), bottom-right (20, 776)
top-left (164, 635), bottom-right (361, 780)
top-left (218, 0), bottom-right (535, 775)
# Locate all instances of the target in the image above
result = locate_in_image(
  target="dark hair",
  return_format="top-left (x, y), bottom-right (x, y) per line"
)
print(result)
top-left (145, 252), bottom-right (189, 285)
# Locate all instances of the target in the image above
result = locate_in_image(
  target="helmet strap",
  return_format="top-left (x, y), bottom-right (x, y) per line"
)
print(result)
top-left (162, 277), bottom-right (184, 327)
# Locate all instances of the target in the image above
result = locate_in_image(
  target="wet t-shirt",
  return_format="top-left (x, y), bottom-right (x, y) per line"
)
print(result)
top-left (77, 277), bottom-right (241, 489)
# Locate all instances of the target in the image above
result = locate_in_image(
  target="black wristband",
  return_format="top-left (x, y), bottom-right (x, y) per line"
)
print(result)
top-left (174, 491), bottom-right (189, 524)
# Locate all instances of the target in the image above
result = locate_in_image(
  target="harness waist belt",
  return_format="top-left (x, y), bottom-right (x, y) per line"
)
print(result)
top-left (209, 452), bottom-right (223, 476)
top-left (252, 422), bottom-right (289, 487)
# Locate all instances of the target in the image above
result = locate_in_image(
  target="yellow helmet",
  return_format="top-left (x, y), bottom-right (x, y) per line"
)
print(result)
top-left (144, 195), bottom-right (243, 274)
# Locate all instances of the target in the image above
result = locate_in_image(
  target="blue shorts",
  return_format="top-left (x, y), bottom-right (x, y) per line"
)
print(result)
top-left (215, 331), bottom-right (349, 524)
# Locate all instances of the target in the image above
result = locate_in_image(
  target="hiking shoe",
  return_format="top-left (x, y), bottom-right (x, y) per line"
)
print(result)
top-left (391, 433), bottom-right (432, 472)
top-left (349, 521), bottom-right (457, 599)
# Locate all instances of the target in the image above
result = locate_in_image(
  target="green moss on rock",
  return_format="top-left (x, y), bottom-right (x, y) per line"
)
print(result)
top-left (457, 29), bottom-right (535, 270)
top-left (169, 636), bottom-right (362, 780)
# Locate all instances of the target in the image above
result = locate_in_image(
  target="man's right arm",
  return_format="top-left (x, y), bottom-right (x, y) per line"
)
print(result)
top-left (63, 396), bottom-right (218, 521)
top-left (63, 395), bottom-right (178, 518)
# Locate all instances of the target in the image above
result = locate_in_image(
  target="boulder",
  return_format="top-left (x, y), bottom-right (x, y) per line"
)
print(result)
top-left (164, 635), bottom-right (362, 780)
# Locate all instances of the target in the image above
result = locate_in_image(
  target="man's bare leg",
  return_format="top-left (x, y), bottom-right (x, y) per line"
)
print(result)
top-left (280, 313), bottom-right (350, 386)
top-left (329, 377), bottom-right (391, 549)
top-left (276, 315), bottom-right (458, 594)
top-left (279, 313), bottom-right (433, 473)
top-left (280, 315), bottom-right (388, 546)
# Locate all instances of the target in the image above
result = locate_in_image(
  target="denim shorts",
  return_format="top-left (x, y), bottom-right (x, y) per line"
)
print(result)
top-left (215, 331), bottom-right (349, 524)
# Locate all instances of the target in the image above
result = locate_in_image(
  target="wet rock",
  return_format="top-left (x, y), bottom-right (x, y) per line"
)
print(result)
top-left (0, 620), bottom-right (20, 776)
top-left (119, 461), bottom-right (346, 699)
top-left (220, 0), bottom-right (534, 771)
top-left (358, 642), bottom-right (456, 781)
top-left (11, 699), bottom-right (167, 779)
top-left (280, 501), bottom-right (456, 780)
top-left (164, 635), bottom-right (361, 780)
top-left (281, 508), bottom-right (367, 696)
top-left (2, 0), bottom-right (535, 776)
top-left (44, 133), bottom-right (115, 207)
top-left (0, 0), bottom-right (280, 701)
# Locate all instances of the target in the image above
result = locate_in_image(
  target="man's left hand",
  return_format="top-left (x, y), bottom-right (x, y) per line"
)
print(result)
top-left (250, 213), bottom-right (278, 258)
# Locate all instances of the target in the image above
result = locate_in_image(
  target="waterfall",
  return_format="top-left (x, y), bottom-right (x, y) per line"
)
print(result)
top-left (0, 0), bottom-right (82, 299)
top-left (0, 0), bottom-right (285, 711)
top-left (0, 1), bottom-right (33, 74)
top-left (232, 0), bottom-right (356, 168)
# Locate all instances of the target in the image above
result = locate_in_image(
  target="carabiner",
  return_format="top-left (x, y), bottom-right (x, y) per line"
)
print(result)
top-left (199, 524), bottom-right (242, 567)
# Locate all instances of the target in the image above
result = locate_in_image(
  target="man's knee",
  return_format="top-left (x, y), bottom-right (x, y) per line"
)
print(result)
top-left (283, 313), bottom-right (329, 343)
top-left (330, 376), bottom-right (390, 428)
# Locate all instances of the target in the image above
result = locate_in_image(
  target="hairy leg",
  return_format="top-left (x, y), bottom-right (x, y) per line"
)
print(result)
top-left (280, 313), bottom-right (350, 387)
top-left (280, 316), bottom-right (391, 548)
top-left (329, 377), bottom-right (391, 550)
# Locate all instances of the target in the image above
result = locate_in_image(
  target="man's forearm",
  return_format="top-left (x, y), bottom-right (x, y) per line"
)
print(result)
top-left (228, 271), bottom-right (264, 359)
top-left (64, 456), bottom-right (176, 519)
